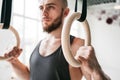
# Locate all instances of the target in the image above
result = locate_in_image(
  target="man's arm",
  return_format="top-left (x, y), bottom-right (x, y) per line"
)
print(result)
top-left (9, 58), bottom-right (30, 80)
top-left (92, 68), bottom-right (111, 80)
top-left (4, 47), bottom-right (30, 80)
top-left (72, 38), bottom-right (111, 80)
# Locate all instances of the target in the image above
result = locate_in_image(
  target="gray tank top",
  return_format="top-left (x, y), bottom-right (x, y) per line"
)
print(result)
top-left (30, 35), bottom-right (75, 80)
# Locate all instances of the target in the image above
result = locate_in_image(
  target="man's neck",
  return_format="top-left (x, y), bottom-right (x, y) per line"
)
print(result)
top-left (46, 26), bottom-right (62, 40)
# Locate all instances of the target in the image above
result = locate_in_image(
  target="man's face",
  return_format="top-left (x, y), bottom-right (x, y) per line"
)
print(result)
top-left (39, 0), bottom-right (64, 33)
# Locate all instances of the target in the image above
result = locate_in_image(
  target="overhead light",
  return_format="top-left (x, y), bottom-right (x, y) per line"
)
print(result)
top-left (114, 0), bottom-right (120, 9)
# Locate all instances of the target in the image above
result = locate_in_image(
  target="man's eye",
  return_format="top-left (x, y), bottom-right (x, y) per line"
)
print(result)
top-left (39, 6), bottom-right (43, 10)
top-left (47, 6), bottom-right (54, 9)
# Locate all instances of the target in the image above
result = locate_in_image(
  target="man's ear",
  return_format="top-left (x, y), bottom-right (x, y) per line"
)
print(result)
top-left (63, 8), bottom-right (70, 17)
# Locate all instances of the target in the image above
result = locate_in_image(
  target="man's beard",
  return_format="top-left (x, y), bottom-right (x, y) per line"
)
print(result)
top-left (42, 11), bottom-right (63, 33)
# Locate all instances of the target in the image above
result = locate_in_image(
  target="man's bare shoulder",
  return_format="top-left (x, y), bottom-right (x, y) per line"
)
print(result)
top-left (71, 37), bottom-right (84, 56)
top-left (72, 37), bottom-right (84, 47)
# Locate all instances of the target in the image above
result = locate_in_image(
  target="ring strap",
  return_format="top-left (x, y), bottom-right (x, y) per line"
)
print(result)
top-left (1, 0), bottom-right (6, 23)
top-left (0, 0), bottom-right (12, 29)
top-left (74, 0), bottom-right (87, 22)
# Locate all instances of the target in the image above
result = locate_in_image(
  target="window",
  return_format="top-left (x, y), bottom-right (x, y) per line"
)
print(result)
top-left (12, 0), bottom-right (45, 65)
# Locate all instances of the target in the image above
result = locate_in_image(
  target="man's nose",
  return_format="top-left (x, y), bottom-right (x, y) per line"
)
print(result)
top-left (42, 7), bottom-right (48, 16)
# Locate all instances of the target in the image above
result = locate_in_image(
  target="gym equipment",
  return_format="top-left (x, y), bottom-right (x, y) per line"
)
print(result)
top-left (0, 0), bottom-right (20, 60)
top-left (61, 0), bottom-right (91, 67)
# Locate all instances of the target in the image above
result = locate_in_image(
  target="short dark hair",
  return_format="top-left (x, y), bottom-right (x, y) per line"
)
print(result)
top-left (61, 0), bottom-right (68, 8)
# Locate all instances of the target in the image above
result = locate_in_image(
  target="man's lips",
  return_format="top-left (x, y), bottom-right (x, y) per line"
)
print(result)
top-left (42, 18), bottom-right (51, 22)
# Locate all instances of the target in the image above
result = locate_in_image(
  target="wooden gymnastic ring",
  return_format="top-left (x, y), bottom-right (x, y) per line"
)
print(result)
top-left (61, 12), bottom-right (91, 67)
top-left (0, 24), bottom-right (20, 60)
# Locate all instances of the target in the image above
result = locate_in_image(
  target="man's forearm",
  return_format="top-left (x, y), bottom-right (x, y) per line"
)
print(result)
top-left (9, 58), bottom-right (30, 80)
top-left (92, 69), bottom-right (111, 80)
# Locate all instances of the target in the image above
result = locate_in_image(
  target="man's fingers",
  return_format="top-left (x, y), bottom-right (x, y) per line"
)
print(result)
top-left (4, 53), bottom-right (9, 57)
top-left (4, 47), bottom-right (22, 58)
top-left (78, 56), bottom-right (86, 63)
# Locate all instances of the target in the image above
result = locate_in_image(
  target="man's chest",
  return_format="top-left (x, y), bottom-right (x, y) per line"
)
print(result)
top-left (39, 40), bottom-right (61, 57)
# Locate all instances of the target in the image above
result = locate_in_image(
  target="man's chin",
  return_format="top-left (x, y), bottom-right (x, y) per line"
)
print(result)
top-left (42, 22), bottom-right (51, 27)
top-left (42, 24), bottom-right (48, 28)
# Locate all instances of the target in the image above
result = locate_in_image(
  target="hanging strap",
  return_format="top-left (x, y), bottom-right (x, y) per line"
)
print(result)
top-left (75, 0), bottom-right (78, 12)
top-left (0, 0), bottom-right (12, 29)
top-left (1, 0), bottom-right (6, 23)
top-left (75, 0), bottom-right (87, 22)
